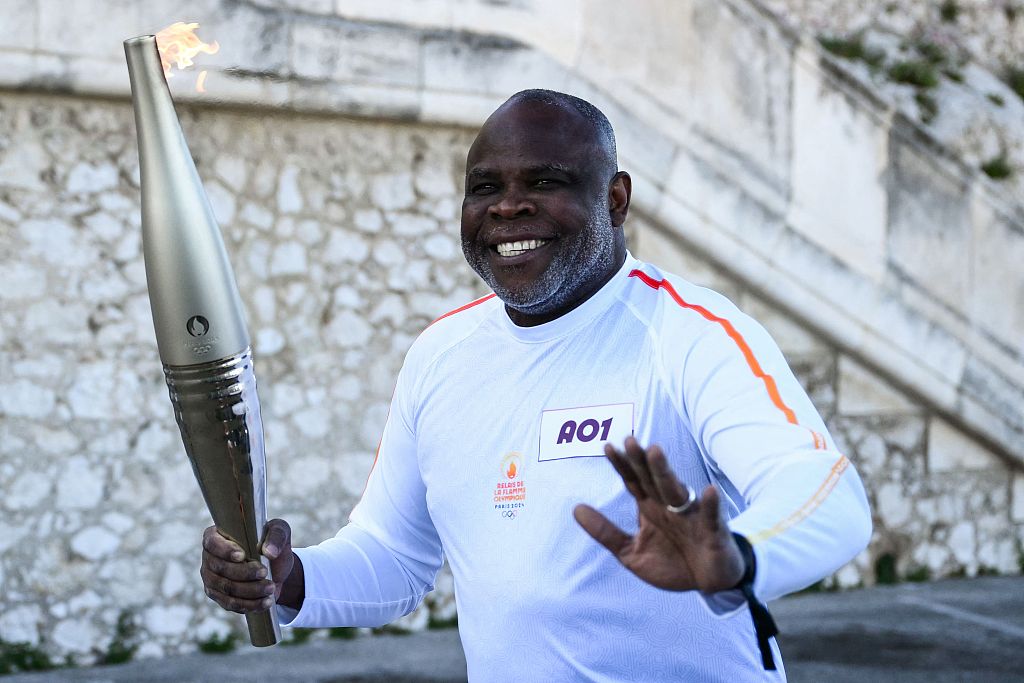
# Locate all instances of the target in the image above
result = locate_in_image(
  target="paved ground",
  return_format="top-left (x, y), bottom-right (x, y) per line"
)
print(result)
top-left (6, 576), bottom-right (1022, 682)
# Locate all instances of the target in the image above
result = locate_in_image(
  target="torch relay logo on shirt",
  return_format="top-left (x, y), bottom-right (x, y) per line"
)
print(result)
top-left (493, 452), bottom-right (526, 519)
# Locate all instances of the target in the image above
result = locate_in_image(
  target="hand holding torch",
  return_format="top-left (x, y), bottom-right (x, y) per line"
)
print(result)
top-left (124, 33), bottom-right (279, 647)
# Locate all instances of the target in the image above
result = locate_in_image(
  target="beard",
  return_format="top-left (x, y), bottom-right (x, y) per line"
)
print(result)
top-left (462, 206), bottom-right (617, 318)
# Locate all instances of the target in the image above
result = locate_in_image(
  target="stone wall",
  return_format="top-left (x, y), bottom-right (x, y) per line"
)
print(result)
top-left (0, 90), bottom-right (477, 659)
top-left (0, 0), bottom-right (1022, 666)
top-left (2, 3), bottom-right (1021, 468)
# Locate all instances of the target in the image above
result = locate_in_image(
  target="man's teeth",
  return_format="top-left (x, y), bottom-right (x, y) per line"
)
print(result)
top-left (496, 239), bottom-right (549, 257)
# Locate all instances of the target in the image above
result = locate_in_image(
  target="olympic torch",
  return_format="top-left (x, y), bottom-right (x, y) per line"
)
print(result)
top-left (124, 32), bottom-right (279, 646)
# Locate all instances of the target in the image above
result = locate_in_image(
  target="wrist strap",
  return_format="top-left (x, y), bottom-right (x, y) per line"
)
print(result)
top-left (732, 532), bottom-right (779, 671)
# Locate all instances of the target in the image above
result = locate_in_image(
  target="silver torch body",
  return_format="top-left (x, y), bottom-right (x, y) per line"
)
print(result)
top-left (124, 35), bottom-right (280, 647)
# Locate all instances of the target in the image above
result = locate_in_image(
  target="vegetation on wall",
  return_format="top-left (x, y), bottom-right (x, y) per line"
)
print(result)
top-left (99, 612), bottom-right (140, 665)
top-left (197, 631), bottom-right (237, 654)
top-left (981, 154), bottom-right (1013, 179)
top-left (818, 19), bottom-right (1018, 181)
top-left (1007, 65), bottom-right (1024, 102)
top-left (0, 640), bottom-right (56, 675)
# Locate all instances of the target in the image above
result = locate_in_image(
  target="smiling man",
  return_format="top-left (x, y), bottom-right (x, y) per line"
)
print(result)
top-left (460, 90), bottom-right (627, 327)
top-left (200, 90), bottom-right (872, 682)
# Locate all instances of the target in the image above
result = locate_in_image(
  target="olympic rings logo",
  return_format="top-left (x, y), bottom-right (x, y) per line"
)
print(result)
top-left (501, 510), bottom-right (517, 519)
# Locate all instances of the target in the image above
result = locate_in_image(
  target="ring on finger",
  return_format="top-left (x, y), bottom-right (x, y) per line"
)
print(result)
top-left (665, 486), bottom-right (697, 514)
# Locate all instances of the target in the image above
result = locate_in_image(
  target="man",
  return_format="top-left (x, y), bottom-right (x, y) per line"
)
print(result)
top-left (201, 89), bottom-right (872, 681)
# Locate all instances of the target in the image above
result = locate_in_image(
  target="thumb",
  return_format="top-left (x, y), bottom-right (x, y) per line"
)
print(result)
top-left (261, 518), bottom-right (292, 560)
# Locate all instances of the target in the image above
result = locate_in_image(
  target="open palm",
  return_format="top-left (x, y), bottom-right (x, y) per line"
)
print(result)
top-left (574, 437), bottom-right (745, 594)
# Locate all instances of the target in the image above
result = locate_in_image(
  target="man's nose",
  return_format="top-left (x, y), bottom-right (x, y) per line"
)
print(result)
top-left (488, 191), bottom-right (536, 220)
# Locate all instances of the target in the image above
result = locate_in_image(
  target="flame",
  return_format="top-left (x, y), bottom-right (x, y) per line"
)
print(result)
top-left (196, 70), bottom-right (208, 93)
top-left (155, 22), bottom-right (219, 91)
top-left (506, 461), bottom-right (517, 479)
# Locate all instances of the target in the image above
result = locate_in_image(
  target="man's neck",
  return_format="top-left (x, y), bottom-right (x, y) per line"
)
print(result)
top-left (505, 250), bottom-right (627, 327)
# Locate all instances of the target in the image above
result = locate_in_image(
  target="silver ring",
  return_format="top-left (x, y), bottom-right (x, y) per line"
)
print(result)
top-left (665, 486), bottom-right (696, 514)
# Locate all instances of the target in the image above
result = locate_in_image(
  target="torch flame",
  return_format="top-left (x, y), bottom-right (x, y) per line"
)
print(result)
top-left (155, 22), bottom-right (219, 91)
top-left (507, 461), bottom-right (517, 479)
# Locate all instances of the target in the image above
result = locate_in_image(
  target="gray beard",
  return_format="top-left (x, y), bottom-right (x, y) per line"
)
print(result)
top-left (462, 209), bottom-right (617, 318)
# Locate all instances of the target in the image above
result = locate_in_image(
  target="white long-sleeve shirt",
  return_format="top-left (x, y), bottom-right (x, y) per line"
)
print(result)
top-left (283, 254), bottom-right (872, 682)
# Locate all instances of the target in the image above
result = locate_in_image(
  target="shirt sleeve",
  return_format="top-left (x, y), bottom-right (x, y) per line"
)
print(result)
top-left (281, 358), bottom-right (444, 628)
top-left (673, 304), bottom-right (872, 603)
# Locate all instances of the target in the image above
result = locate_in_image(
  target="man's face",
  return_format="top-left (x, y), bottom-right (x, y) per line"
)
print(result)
top-left (460, 100), bottom-right (625, 325)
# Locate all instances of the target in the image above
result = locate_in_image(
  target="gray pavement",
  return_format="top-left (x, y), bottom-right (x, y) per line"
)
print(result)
top-left (5, 576), bottom-right (1022, 682)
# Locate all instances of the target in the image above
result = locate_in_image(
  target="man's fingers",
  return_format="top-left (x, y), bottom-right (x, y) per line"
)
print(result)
top-left (261, 518), bottom-right (291, 559)
top-left (699, 484), bottom-right (723, 533)
top-left (646, 445), bottom-right (689, 508)
top-left (203, 525), bottom-right (246, 562)
top-left (203, 582), bottom-right (276, 614)
top-left (622, 437), bottom-right (659, 500)
top-left (605, 443), bottom-right (645, 500)
top-left (200, 564), bottom-right (275, 600)
top-left (573, 504), bottom-right (631, 557)
top-left (204, 554), bottom-right (267, 582)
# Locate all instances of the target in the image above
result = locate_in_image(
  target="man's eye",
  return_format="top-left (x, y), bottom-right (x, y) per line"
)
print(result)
top-left (470, 184), bottom-right (496, 195)
top-left (534, 178), bottom-right (559, 188)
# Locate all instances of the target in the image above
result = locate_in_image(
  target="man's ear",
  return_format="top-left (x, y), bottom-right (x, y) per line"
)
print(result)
top-left (609, 171), bottom-right (632, 227)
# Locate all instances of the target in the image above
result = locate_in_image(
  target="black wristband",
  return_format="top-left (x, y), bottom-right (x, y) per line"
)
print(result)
top-left (731, 532), bottom-right (779, 671)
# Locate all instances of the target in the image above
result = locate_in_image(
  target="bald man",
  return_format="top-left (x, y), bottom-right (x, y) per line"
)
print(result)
top-left (201, 90), bottom-right (872, 681)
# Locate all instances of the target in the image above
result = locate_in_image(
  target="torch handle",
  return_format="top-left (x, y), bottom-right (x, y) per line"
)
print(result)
top-left (246, 610), bottom-right (280, 647)
top-left (164, 351), bottom-right (279, 646)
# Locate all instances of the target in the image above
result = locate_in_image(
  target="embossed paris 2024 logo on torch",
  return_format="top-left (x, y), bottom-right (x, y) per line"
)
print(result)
top-left (185, 315), bottom-right (219, 357)
top-left (186, 315), bottom-right (209, 337)
top-left (538, 403), bottom-right (634, 461)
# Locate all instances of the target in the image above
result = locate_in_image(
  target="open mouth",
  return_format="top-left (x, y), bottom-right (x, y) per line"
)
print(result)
top-left (494, 239), bottom-right (551, 258)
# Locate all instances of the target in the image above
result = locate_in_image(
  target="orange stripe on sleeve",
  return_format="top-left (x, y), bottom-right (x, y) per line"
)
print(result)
top-left (745, 455), bottom-right (850, 545)
top-left (630, 268), bottom-right (847, 545)
top-left (629, 270), bottom-right (799, 424)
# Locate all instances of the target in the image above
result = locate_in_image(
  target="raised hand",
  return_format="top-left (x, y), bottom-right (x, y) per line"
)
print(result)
top-left (574, 436), bottom-right (745, 594)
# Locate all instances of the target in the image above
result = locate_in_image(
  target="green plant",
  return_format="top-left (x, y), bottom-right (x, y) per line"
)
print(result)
top-left (888, 60), bottom-right (940, 88)
top-left (942, 68), bottom-right (964, 82)
top-left (915, 91), bottom-right (939, 124)
top-left (940, 0), bottom-right (960, 22)
top-left (1005, 66), bottom-right (1024, 102)
top-left (916, 41), bottom-right (948, 66)
top-left (427, 613), bottom-right (458, 630)
top-left (281, 628), bottom-right (317, 647)
top-left (100, 612), bottom-right (139, 665)
top-left (981, 155), bottom-right (1013, 180)
top-left (371, 624), bottom-right (413, 636)
top-left (875, 553), bottom-right (898, 585)
top-left (328, 627), bottom-right (358, 640)
top-left (818, 34), bottom-right (885, 69)
top-left (904, 566), bottom-right (931, 582)
top-left (197, 631), bottom-right (237, 654)
top-left (0, 640), bottom-right (56, 674)
top-left (987, 92), bottom-right (1006, 106)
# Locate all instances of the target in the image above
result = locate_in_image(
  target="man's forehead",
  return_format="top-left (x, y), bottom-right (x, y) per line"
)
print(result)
top-left (467, 101), bottom-right (601, 168)
top-left (466, 161), bottom-right (577, 179)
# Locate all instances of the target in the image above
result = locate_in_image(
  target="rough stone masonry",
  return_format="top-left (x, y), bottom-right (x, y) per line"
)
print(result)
top-left (0, 0), bottom-right (1022, 665)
